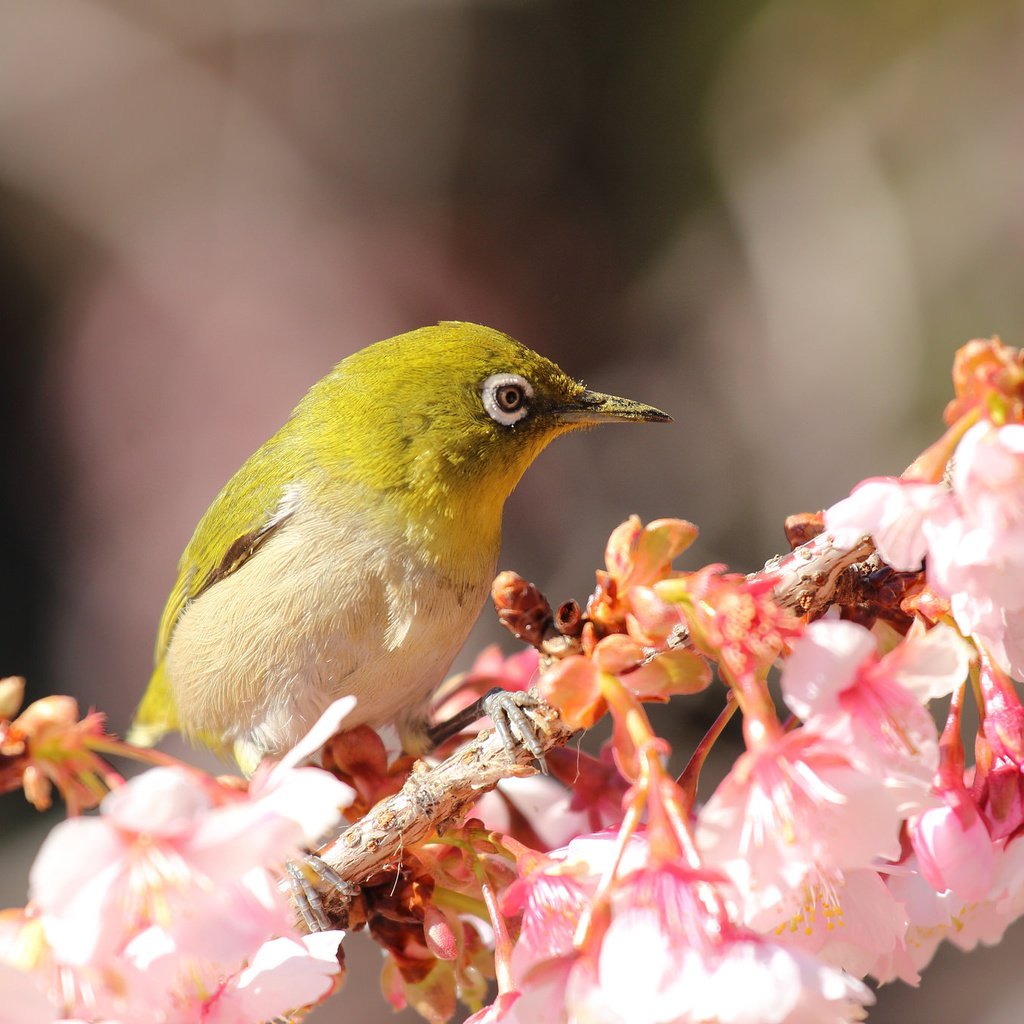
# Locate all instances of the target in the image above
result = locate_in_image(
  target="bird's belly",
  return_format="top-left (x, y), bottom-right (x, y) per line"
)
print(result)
top-left (162, 508), bottom-right (491, 763)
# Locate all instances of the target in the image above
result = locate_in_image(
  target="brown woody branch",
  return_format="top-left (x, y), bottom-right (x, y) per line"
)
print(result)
top-left (759, 528), bottom-right (876, 619)
top-left (308, 688), bottom-right (575, 924)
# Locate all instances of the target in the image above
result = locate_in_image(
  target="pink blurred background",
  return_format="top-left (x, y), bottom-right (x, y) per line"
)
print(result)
top-left (2, 2), bottom-right (1024, 1020)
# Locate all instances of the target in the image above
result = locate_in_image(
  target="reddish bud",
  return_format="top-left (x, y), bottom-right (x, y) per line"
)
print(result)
top-left (423, 905), bottom-right (460, 961)
top-left (783, 512), bottom-right (824, 549)
top-left (492, 571), bottom-right (554, 649)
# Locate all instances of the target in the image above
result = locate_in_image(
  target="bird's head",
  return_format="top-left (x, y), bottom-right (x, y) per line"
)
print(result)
top-left (300, 321), bottom-right (670, 563)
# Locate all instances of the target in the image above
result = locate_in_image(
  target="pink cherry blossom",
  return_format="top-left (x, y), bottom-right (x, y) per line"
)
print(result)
top-left (587, 864), bottom-right (731, 1023)
top-left (874, 837), bottom-right (1024, 985)
top-left (696, 725), bottom-right (907, 928)
top-left (18, 697), bottom-right (357, 1022)
top-left (667, 568), bottom-right (804, 690)
top-left (948, 421), bottom-right (1024, 535)
top-left (780, 620), bottom-right (969, 807)
top-left (826, 422), bottom-right (1024, 679)
top-left (909, 790), bottom-right (994, 901)
top-left (928, 426), bottom-right (1024, 676)
top-left (594, 866), bottom-right (874, 1024)
top-left (498, 829), bottom-right (651, 1018)
top-left (503, 870), bottom-right (591, 986)
top-left (871, 865), bottom-right (952, 984)
top-left (825, 477), bottom-right (950, 572)
top-left (472, 774), bottom-right (621, 852)
top-left (500, 831), bottom-right (873, 1024)
top-left (779, 620), bottom-right (879, 720)
top-left (465, 991), bottom-right (522, 1023)
top-left (873, 846), bottom-right (1021, 985)
top-left (125, 928), bottom-right (343, 1024)
top-left (29, 767), bottom-right (298, 968)
top-left (771, 869), bottom-right (907, 980)
top-left (503, 957), bottom-right (576, 1024)
top-left (214, 933), bottom-right (346, 1024)
top-left (670, 938), bottom-right (873, 1024)
top-left (0, 907), bottom-right (138, 1022)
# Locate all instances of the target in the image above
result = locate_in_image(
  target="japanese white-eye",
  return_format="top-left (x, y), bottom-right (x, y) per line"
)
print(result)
top-left (128, 322), bottom-right (670, 772)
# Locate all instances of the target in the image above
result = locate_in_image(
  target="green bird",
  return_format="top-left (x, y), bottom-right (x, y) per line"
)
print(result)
top-left (128, 322), bottom-right (670, 772)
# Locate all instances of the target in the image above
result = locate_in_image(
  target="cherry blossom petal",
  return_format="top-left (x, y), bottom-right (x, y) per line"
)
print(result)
top-left (472, 775), bottom-right (611, 852)
top-left (100, 767), bottom-right (212, 836)
top-left (950, 422), bottom-right (1024, 532)
top-left (465, 991), bottom-right (522, 1023)
top-left (508, 875), bottom-right (590, 983)
top-left (266, 695), bottom-right (357, 775)
top-left (605, 516), bottom-right (697, 589)
top-left (910, 798), bottom-right (995, 901)
top-left (624, 648), bottom-right (712, 701)
top-left (538, 657), bottom-right (605, 730)
top-left (881, 623), bottom-right (972, 702)
top-left (781, 620), bottom-right (875, 720)
top-left (825, 477), bottom-right (948, 571)
top-left (208, 932), bottom-right (344, 1024)
top-left (684, 940), bottom-right (873, 1024)
top-left (0, 962), bottom-right (56, 1024)
top-left (29, 818), bottom-right (126, 965)
top-left (504, 956), bottom-right (575, 1024)
top-left (247, 765), bottom-right (354, 848)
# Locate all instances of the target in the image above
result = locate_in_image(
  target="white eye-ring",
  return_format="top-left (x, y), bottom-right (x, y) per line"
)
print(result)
top-left (481, 373), bottom-right (533, 426)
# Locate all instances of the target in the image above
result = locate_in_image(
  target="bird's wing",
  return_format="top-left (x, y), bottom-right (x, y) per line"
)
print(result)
top-left (129, 453), bottom-right (299, 750)
top-left (153, 448), bottom-right (300, 666)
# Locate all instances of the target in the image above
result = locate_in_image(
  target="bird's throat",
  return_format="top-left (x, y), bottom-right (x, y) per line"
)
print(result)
top-left (396, 480), bottom-right (505, 584)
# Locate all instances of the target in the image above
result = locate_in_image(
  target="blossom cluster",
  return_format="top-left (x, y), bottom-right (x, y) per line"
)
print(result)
top-left (2, 336), bottom-right (1024, 1024)
top-left (463, 338), bottom-right (1024, 1022)
top-left (0, 694), bottom-right (355, 1022)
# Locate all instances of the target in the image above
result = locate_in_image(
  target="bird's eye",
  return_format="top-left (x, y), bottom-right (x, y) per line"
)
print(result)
top-left (496, 385), bottom-right (524, 411)
top-left (481, 373), bottom-right (533, 426)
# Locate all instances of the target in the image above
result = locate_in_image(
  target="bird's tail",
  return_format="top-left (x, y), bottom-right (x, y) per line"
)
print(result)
top-left (125, 662), bottom-right (178, 747)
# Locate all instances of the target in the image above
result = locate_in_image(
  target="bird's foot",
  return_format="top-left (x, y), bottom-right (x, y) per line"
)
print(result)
top-left (428, 687), bottom-right (547, 768)
top-left (482, 688), bottom-right (546, 762)
top-left (286, 853), bottom-right (359, 933)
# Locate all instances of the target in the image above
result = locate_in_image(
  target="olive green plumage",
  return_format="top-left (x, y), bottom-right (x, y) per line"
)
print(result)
top-left (129, 321), bottom-right (669, 771)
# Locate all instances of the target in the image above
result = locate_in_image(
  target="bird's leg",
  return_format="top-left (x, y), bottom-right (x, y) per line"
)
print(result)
top-left (286, 853), bottom-right (359, 933)
top-left (428, 688), bottom-right (547, 763)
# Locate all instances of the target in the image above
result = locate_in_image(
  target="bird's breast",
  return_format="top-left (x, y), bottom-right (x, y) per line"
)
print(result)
top-left (162, 493), bottom-right (497, 764)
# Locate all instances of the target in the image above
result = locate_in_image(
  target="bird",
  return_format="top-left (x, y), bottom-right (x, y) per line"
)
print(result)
top-left (128, 321), bottom-right (670, 773)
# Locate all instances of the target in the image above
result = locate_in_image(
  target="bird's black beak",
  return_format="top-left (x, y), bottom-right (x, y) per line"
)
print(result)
top-left (556, 389), bottom-right (672, 426)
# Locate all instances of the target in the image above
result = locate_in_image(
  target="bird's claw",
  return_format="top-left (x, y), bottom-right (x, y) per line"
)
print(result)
top-left (480, 688), bottom-right (548, 768)
top-left (428, 687), bottom-right (548, 769)
top-left (286, 853), bottom-right (359, 933)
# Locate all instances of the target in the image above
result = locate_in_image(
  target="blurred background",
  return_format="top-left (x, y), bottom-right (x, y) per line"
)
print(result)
top-left (2, 1), bottom-right (1024, 1020)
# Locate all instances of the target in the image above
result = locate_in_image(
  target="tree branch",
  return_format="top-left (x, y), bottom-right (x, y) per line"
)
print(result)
top-left (761, 530), bottom-right (876, 619)
top-left (309, 690), bottom-right (575, 924)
